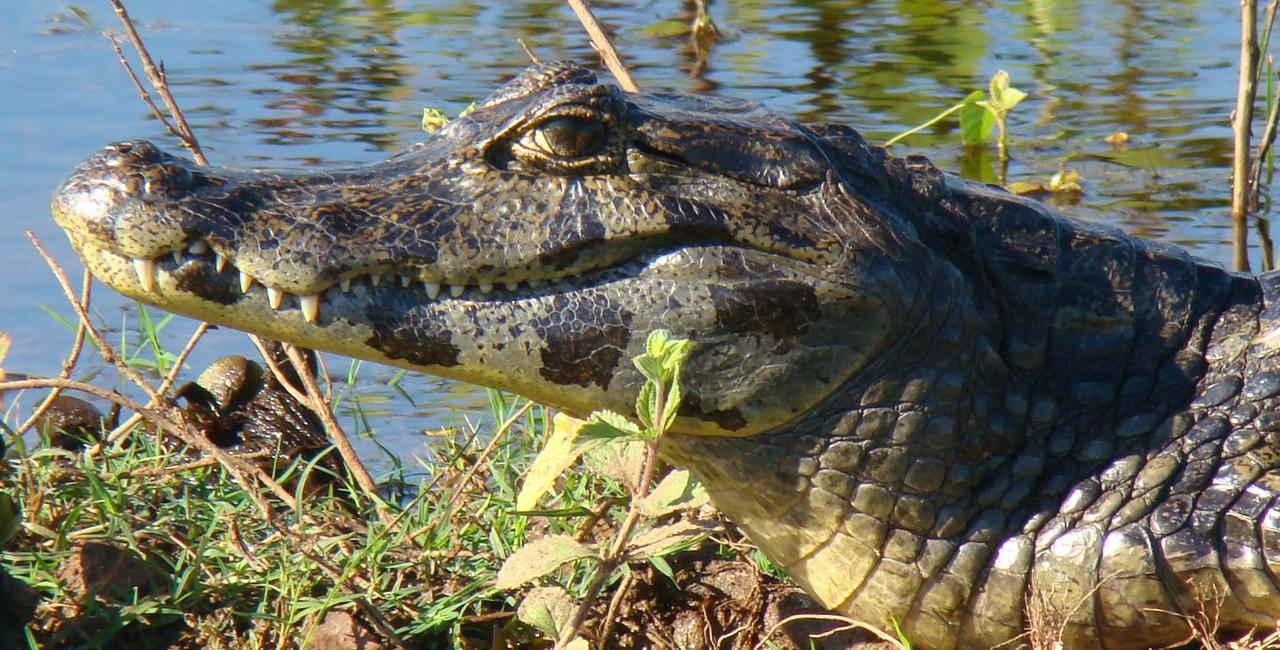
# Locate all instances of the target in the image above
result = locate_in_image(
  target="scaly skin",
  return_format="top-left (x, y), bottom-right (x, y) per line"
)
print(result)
top-left (50, 62), bottom-right (1280, 649)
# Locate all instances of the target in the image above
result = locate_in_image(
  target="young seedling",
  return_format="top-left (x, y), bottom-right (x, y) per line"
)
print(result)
top-left (885, 69), bottom-right (1027, 164)
top-left (500, 330), bottom-right (713, 648)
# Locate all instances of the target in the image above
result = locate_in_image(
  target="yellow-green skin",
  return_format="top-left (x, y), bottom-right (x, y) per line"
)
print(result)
top-left (52, 62), bottom-right (1280, 648)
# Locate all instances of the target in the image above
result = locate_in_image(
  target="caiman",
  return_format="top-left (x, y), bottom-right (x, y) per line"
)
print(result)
top-left (49, 62), bottom-right (1280, 649)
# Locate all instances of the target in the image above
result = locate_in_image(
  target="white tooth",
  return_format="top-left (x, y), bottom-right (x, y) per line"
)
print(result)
top-left (479, 283), bottom-right (493, 294)
top-left (172, 250), bottom-right (183, 264)
top-left (267, 286), bottom-right (285, 309)
top-left (529, 278), bottom-right (545, 288)
top-left (189, 240), bottom-right (209, 255)
top-left (371, 273), bottom-right (383, 287)
top-left (215, 253), bottom-right (227, 273)
top-left (339, 279), bottom-right (351, 293)
top-left (400, 274), bottom-right (412, 288)
top-left (239, 271), bottom-right (255, 292)
top-left (132, 258), bottom-right (157, 292)
top-left (299, 294), bottom-right (320, 323)
top-left (424, 282), bottom-right (441, 299)
top-left (449, 284), bottom-right (464, 298)
top-left (504, 281), bottom-right (519, 292)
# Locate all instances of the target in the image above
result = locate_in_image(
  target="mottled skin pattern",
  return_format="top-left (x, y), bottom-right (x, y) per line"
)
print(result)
top-left (50, 62), bottom-right (1280, 649)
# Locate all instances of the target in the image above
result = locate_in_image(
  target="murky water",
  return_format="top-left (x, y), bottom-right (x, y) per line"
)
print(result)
top-left (0, 0), bottom-right (1258, 472)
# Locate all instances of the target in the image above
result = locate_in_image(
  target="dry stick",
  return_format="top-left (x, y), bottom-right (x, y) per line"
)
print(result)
top-left (1251, 69), bottom-right (1280, 207)
top-left (1233, 0), bottom-right (1260, 273)
top-left (565, 0), bottom-right (639, 93)
top-left (557, 428), bottom-right (665, 649)
top-left (27, 231), bottom-right (305, 512)
top-left (750, 613), bottom-right (905, 650)
top-left (108, 0), bottom-right (207, 165)
top-left (106, 0), bottom-right (368, 520)
top-left (517, 38), bottom-right (541, 64)
top-left (88, 321), bottom-right (210, 457)
top-left (441, 401), bottom-right (533, 523)
top-left (14, 270), bottom-right (91, 436)
top-left (595, 570), bottom-right (636, 649)
top-left (279, 342), bottom-right (389, 522)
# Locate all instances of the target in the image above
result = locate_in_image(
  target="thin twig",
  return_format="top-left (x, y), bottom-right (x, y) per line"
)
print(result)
top-left (517, 38), bottom-right (541, 64)
top-left (280, 342), bottom-right (390, 523)
top-left (750, 613), bottom-right (905, 650)
top-left (108, 0), bottom-right (207, 164)
top-left (14, 270), bottom-right (91, 436)
top-left (565, 0), bottom-right (639, 93)
top-left (27, 232), bottom-right (157, 398)
top-left (442, 402), bottom-right (533, 522)
top-left (27, 231), bottom-right (303, 511)
top-left (1250, 68), bottom-right (1280, 212)
top-left (596, 569), bottom-right (636, 649)
top-left (88, 321), bottom-right (210, 458)
top-left (1232, 0), bottom-right (1260, 272)
top-left (106, 34), bottom-right (179, 139)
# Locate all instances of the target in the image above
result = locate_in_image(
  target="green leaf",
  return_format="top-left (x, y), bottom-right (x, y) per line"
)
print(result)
top-left (958, 90), bottom-right (993, 146)
top-left (624, 519), bottom-right (715, 561)
top-left (633, 354), bottom-right (663, 384)
top-left (985, 70), bottom-right (1026, 115)
top-left (516, 413), bottom-right (605, 511)
top-left (645, 329), bottom-right (672, 357)
top-left (635, 382), bottom-right (656, 432)
top-left (583, 439), bottom-right (647, 494)
top-left (580, 410), bottom-right (642, 440)
top-left (661, 379), bottom-right (682, 432)
top-left (648, 555), bottom-right (676, 584)
top-left (496, 535), bottom-right (598, 590)
top-left (421, 108), bottom-right (450, 133)
top-left (517, 586), bottom-right (577, 638)
top-left (660, 339), bottom-right (693, 375)
top-left (634, 469), bottom-right (709, 518)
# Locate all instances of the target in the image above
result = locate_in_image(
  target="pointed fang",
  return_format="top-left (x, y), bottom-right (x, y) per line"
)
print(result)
top-left (215, 253), bottom-right (227, 273)
top-left (239, 271), bottom-right (255, 293)
top-left (479, 283), bottom-right (494, 294)
top-left (299, 294), bottom-right (320, 323)
top-left (401, 274), bottom-right (412, 288)
top-left (425, 282), bottom-right (441, 299)
top-left (339, 279), bottom-right (351, 293)
top-left (267, 286), bottom-right (285, 309)
top-left (371, 273), bottom-right (383, 287)
top-left (132, 258), bottom-right (156, 292)
top-left (449, 284), bottom-right (465, 298)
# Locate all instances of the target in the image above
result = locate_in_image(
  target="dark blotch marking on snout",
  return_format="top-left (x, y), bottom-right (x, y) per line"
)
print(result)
top-left (174, 261), bottom-right (244, 306)
top-left (678, 392), bottom-right (748, 431)
top-left (364, 310), bottom-right (461, 368)
top-left (535, 294), bottom-right (631, 388)
top-left (709, 280), bottom-right (821, 339)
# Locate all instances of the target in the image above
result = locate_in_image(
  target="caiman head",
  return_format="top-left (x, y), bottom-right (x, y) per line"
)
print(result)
top-left (51, 61), bottom-right (931, 439)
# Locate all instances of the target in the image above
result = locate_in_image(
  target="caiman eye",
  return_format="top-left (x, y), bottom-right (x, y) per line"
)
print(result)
top-left (525, 116), bottom-right (605, 158)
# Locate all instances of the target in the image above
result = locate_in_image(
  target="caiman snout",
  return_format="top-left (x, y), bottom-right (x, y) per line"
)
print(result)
top-left (52, 140), bottom-right (203, 263)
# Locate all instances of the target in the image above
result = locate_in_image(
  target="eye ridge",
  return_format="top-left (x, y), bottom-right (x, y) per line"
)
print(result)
top-left (534, 116), bottom-right (605, 158)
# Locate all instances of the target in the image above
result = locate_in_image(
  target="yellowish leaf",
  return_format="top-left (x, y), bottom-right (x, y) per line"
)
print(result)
top-left (517, 413), bottom-right (600, 511)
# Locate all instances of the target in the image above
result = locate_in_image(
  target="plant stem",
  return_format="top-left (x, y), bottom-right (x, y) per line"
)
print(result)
top-left (1233, 0), bottom-right (1260, 273)
top-left (883, 102), bottom-right (965, 147)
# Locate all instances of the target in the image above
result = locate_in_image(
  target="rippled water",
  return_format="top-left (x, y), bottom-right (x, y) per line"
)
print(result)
top-left (0, 0), bottom-right (1260, 471)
